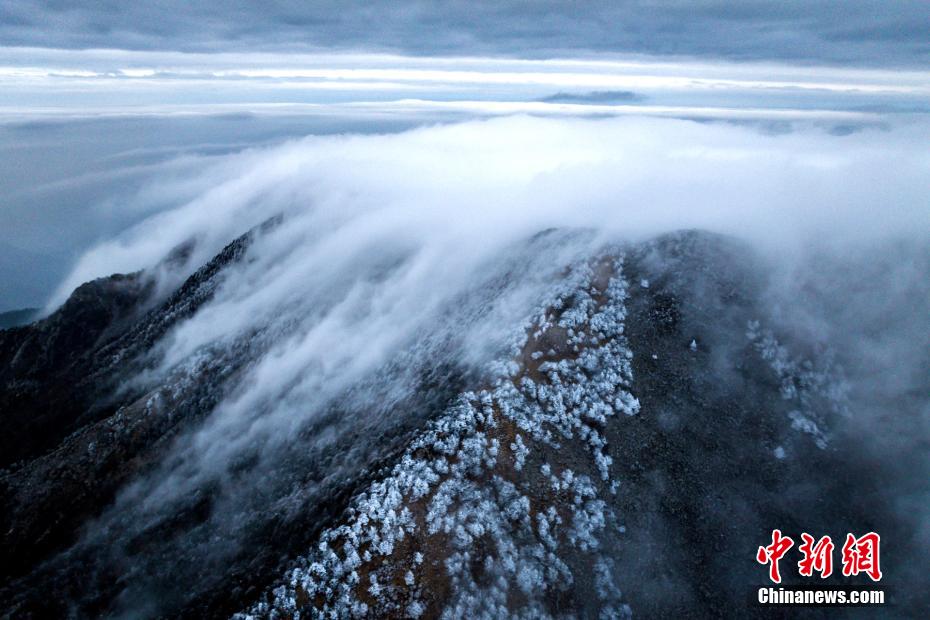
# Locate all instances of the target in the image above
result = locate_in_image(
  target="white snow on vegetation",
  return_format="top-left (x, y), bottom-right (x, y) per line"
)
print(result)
top-left (237, 255), bottom-right (637, 618)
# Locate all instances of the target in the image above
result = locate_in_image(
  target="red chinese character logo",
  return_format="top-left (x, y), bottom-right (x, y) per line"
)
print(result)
top-left (757, 529), bottom-right (795, 583)
top-left (798, 533), bottom-right (834, 578)
top-left (841, 532), bottom-right (882, 581)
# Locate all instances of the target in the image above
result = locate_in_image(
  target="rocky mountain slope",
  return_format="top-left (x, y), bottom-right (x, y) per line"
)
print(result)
top-left (0, 228), bottom-right (927, 619)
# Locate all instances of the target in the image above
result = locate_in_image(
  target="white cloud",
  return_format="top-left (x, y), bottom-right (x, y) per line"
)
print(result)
top-left (50, 116), bottom-right (929, 485)
top-left (39, 108), bottom-right (929, 617)
top-left (54, 114), bottom-right (930, 307)
top-left (1, 48), bottom-right (927, 120)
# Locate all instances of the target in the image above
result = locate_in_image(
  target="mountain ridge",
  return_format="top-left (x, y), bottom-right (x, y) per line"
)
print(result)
top-left (1, 228), bottom-right (927, 618)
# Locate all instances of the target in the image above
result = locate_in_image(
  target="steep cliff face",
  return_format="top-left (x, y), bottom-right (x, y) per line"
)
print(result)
top-left (0, 228), bottom-right (927, 619)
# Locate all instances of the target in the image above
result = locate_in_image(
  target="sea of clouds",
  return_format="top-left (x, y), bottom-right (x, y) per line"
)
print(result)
top-left (5, 97), bottom-right (927, 618)
top-left (50, 114), bottom-right (928, 526)
top-left (52, 114), bottom-right (930, 306)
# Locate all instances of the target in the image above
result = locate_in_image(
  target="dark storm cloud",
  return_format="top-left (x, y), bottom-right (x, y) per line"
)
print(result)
top-left (0, 1), bottom-right (927, 66)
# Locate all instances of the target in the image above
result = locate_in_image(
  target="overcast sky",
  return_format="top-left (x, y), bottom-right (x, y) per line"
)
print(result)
top-left (0, 2), bottom-right (928, 311)
top-left (1, 1), bottom-right (928, 66)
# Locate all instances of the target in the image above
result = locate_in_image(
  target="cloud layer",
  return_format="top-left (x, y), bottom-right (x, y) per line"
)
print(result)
top-left (47, 117), bottom-right (930, 496)
top-left (52, 114), bottom-right (930, 309)
top-left (1, 47), bottom-right (926, 311)
top-left (1, 1), bottom-right (928, 66)
top-left (37, 113), bottom-right (928, 617)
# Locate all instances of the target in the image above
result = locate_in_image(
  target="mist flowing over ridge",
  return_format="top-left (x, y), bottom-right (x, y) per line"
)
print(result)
top-left (49, 115), bottom-right (930, 310)
top-left (1, 114), bottom-right (928, 617)
top-left (3, 1), bottom-right (930, 616)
